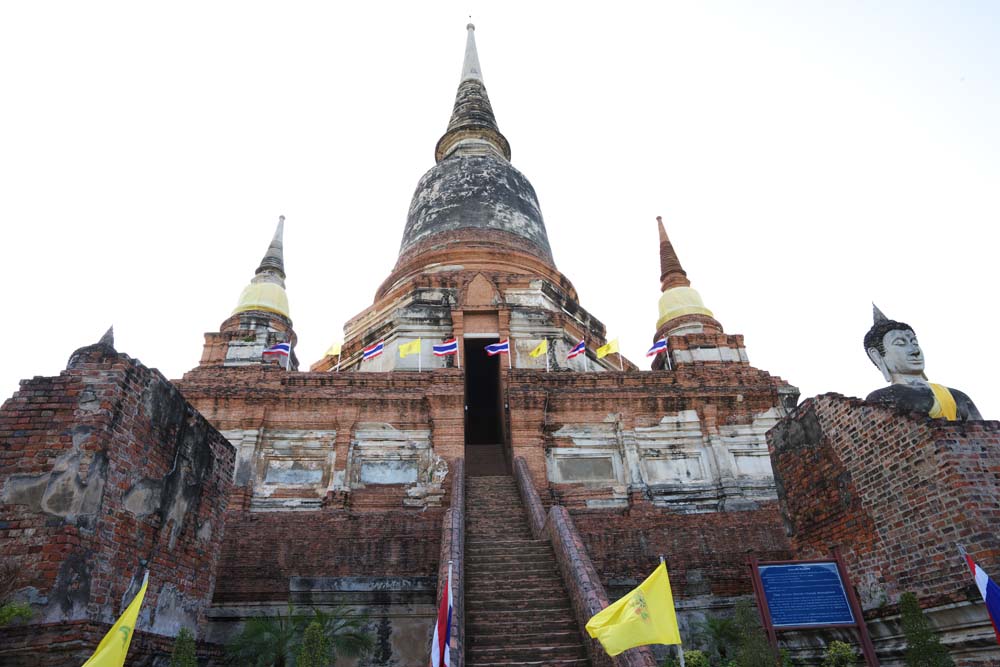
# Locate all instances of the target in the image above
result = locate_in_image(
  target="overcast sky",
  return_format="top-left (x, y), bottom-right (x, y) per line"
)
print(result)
top-left (2, 2), bottom-right (997, 419)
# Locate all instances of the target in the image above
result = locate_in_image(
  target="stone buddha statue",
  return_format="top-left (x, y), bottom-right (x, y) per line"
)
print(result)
top-left (864, 306), bottom-right (982, 421)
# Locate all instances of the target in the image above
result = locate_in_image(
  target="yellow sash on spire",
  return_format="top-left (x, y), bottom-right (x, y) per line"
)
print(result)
top-left (928, 383), bottom-right (957, 421)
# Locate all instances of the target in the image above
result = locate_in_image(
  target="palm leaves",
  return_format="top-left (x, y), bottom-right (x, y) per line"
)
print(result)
top-left (226, 604), bottom-right (373, 667)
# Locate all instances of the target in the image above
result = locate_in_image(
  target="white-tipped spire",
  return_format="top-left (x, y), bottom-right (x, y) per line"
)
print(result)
top-left (461, 23), bottom-right (483, 82)
top-left (256, 215), bottom-right (286, 281)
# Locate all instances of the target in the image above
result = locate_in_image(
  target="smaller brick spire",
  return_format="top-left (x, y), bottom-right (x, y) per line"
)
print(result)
top-left (658, 216), bottom-right (690, 292)
top-left (232, 215), bottom-right (290, 319)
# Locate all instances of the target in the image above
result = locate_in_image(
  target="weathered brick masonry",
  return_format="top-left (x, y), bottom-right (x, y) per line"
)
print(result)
top-left (0, 341), bottom-right (234, 665)
top-left (213, 510), bottom-right (443, 604)
top-left (767, 394), bottom-right (1000, 663)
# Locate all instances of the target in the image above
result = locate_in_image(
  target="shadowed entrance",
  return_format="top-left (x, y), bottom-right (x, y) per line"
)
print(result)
top-left (464, 337), bottom-right (508, 476)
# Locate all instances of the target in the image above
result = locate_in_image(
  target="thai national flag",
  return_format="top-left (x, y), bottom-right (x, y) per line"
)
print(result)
top-left (362, 340), bottom-right (384, 360)
top-left (429, 563), bottom-right (452, 667)
top-left (647, 338), bottom-right (668, 357)
top-left (485, 340), bottom-right (509, 356)
top-left (262, 342), bottom-right (290, 358)
top-left (433, 339), bottom-right (459, 356)
top-left (567, 339), bottom-right (586, 360)
top-left (965, 552), bottom-right (1000, 643)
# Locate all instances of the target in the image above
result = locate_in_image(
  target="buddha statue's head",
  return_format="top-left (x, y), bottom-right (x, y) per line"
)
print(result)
top-left (864, 305), bottom-right (924, 383)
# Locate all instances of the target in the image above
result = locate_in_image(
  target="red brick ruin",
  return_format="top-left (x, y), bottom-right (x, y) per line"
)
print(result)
top-left (2, 23), bottom-right (997, 667)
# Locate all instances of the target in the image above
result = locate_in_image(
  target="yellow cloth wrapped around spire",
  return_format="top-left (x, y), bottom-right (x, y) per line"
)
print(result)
top-left (586, 562), bottom-right (681, 656)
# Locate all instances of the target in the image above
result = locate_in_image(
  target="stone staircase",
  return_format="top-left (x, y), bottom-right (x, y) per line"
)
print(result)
top-left (465, 476), bottom-right (590, 666)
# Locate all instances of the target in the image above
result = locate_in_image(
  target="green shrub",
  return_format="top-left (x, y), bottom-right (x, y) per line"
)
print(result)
top-left (900, 592), bottom-right (954, 667)
top-left (297, 621), bottom-right (332, 667)
top-left (696, 614), bottom-right (740, 665)
top-left (170, 627), bottom-right (198, 667)
top-left (0, 601), bottom-right (32, 627)
top-left (732, 600), bottom-right (776, 667)
top-left (685, 649), bottom-right (711, 667)
top-left (822, 640), bottom-right (856, 667)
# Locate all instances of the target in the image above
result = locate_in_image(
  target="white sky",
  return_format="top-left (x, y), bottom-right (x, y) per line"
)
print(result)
top-left (2, 2), bottom-right (997, 418)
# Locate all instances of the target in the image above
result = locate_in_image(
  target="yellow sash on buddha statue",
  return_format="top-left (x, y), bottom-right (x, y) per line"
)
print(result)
top-left (928, 383), bottom-right (958, 421)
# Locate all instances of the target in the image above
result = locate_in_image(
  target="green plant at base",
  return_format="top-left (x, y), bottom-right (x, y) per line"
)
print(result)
top-left (732, 600), bottom-right (777, 667)
top-left (685, 649), bottom-right (711, 667)
top-left (226, 604), bottom-right (300, 667)
top-left (822, 640), bottom-right (856, 667)
top-left (696, 613), bottom-right (740, 665)
top-left (900, 592), bottom-right (954, 667)
top-left (0, 563), bottom-right (32, 627)
top-left (297, 622), bottom-right (331, 667)
top-left (225, 604), bottom-right (373, 667)
top-left (170, 627), bottom-right (198, 667)
top-left (0, 601), bottom-right (32, 627)
top-left (303, 606), bottom-right (374, 661)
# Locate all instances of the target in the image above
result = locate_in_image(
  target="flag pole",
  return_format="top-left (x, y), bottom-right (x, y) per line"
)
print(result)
top-left (660, 555), bottom-right (685, 667)
top-left (546, 339), bottom-right (550, 372)
top-left (618, 340), bottom-right (624, 372)
top-left (457, 338), bottom-right (462, 370)
top-left (286, 344), bottom-right (291, 371)
top-left (336, 351), bottom-right (341, 372)
top-left (508, 339), bottom-right (512, 369)
top-left (418, 339), bottom-right (422, 373)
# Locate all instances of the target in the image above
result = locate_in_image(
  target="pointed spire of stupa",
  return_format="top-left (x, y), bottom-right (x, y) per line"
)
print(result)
top-left (233, 215), bottom-right (290, 318)
top-left (653, 215), bottom-right (722, 345)
top-left (461, 22), bottom-right (484, 82)
top-left (255, 215), bottom-right (285, 283)
top-left (658, 216), bottom-right (691, 292)
top-left (434, 23), bottom-right (511, 163)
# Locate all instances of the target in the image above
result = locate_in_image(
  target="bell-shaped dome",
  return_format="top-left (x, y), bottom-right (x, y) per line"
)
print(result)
top-left (399, 153), bottom-right (553, 264)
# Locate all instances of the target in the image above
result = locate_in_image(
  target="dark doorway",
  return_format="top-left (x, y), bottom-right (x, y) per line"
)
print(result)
top-left (464, 337), bottom-right (507, 475)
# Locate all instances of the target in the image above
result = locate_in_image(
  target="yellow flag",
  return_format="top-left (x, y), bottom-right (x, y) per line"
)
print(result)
top-left (82, 571), bottom-right (149, 667)
top-left (325, 342), bottom-right (342, 357)
top-left (529, 340), bottom-right (548, 358)
top-left (585, 562), bottom-right (680, 656)
top-left (596, 338), bottom-right (619, 360)
top-left (399, 339), bottom-right (421, 358)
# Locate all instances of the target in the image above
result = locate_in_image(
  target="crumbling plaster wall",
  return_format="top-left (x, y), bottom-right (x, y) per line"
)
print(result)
top-left (0, 341), bottom-right (234, 656)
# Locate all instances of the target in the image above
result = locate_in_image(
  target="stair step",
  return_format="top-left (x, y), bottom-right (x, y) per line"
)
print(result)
top-left (473, 659), bottom-right (590, 667)
top-left (469, 629), bottom-right (585, 648)
top-left (468, 644), bottom-right (589, 662)
top-left (465, 475), bottom-right (590, 667)
top-left (467, 598), bottom-right (572, 612)
top-left (468, 616), bottom-right (580, 635)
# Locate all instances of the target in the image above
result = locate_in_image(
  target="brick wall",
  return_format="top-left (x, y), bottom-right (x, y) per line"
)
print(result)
top-left (571, 502), bottom-right (791, 598)
top-left (0, 341), bottom-right (235, 663)
top-left (767, 394), bottom-right (1000, 613)
top-left (213, 508), bottom-right (443, 603)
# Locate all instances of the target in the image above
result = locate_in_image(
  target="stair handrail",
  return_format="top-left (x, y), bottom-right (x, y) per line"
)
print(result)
top-left (513, 456), bottom-right (657, 667)
top-left (436, 458), bottom-right (465, 667)
top-left (513, 456), bottom-right (548, 539)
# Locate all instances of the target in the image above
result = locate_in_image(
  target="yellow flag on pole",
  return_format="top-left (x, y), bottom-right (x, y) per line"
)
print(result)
top-left (325, 342), bottom-right (343, 357)
top-left (585, 562), bottom-right (681, 656)
top-left (596, 339), bottom-right (619, 360)
top-left (529, 340), bottom-right (548, 358)
top-left (399, 339), bottom-right (421, 358)
top-left (82, 571), bottom-right (149, 667)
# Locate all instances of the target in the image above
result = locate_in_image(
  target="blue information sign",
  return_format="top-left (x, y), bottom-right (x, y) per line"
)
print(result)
top-left (758, 562), bottom-right (855, 627)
